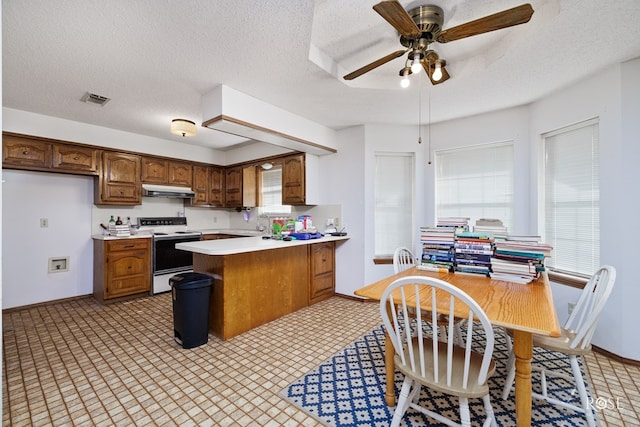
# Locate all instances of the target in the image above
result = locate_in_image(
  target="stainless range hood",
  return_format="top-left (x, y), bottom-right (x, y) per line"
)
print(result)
top-left (142, 184), bottom-right (195, 199)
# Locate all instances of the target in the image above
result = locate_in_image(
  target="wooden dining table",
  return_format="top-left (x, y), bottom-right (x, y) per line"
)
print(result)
top-left (354, 267), bottom-right (561, 427)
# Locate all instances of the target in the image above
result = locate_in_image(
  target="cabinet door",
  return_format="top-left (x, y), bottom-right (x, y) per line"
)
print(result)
top-left (225, 166), bottom-right (243, 207)
top-left (282, 154), bottom-right (305, 205)
top-left (242, 165), bottom-right (257, 207)
top-left (2, 134), bottom-right (52, 169)
top-left (209, 167), bottom-right (224, 206)
top-left (98, 152), bottom-right (141, 205)
top-left (103, 239), bottom-right (151, 299)
top-left (192, 165), bottom-right (210, 205)
top-left (52, 144), bottom-right (99, 175)
top-left (168, 161), bottom-right (193, 187)
top-left (141, 156), bottom-right (168, 184)
top-left (309, 242), bottom-right (335, 304)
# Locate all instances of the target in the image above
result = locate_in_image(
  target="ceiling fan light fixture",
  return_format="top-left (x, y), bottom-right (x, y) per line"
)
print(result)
top-left (170, 119), bottom-right (197, 137)
top-left (409, 49), bottom-right (424, 73)
top-left (399, 66), bottom-right (412, 88)
top-left (432, 60), bottom-right (443, 81)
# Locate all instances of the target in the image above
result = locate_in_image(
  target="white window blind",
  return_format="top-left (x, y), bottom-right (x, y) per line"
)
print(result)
top-left (260, 167), bottom-right (291, 214)
top-left (543, 119), bottom-right (599, 277)
top-left (374, 153), bottom-right (414, 257)
top-left (435, 142), bottom-right (514, 230)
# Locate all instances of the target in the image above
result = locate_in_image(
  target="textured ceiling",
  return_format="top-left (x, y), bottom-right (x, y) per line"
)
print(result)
top-left (3, 0), bottom-right (640, 151)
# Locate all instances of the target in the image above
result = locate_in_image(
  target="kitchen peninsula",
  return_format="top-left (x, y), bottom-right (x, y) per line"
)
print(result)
top-left (176, 235), bottom-right (349, 339)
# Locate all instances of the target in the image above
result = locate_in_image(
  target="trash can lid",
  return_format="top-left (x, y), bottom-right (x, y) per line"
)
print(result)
top-left (169, 272), bottom-right (214, 289)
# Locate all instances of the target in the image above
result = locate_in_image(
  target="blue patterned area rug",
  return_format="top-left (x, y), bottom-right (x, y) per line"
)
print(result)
top-left (280, 326), bottom-right (597, 426)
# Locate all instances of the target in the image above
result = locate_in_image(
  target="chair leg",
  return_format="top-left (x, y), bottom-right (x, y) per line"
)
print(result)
top-left (481, 394), bottom-right (497, 427)
top-left (459, 397), bottom-right (471, 427)
top-left (391, 376), bottom-right (413, 427)
top-left (500, 328), bottom-right (515, 400)
top-left (571, 355), bottom-right (596, 427)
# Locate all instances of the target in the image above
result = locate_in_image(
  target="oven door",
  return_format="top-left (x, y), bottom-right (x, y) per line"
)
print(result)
top-left (152, 235), bottom-right (201, 294)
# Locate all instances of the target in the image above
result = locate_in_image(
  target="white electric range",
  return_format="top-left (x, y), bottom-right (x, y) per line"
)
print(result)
top-left (137, 217), bottom-right (202, 294)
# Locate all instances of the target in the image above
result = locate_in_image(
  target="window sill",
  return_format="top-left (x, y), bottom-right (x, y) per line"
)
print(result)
top-left (547, 270), bottom-right (588, 289)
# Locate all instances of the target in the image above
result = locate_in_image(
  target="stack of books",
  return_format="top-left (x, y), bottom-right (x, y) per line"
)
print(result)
top-left (419, 226), bottom-right (455, 271)
top-left (473, 218), bottom-right (508, 242)
top-left (436, 217), bottom-right (470, 232)
top-left (108, 224), bottom-right (131, 237)
top-left (454, 231), bottom-right (494, 276)
top-left (490, 235), bottom-right (553, 284)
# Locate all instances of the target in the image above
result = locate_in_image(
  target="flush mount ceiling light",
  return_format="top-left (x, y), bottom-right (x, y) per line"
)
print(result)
top-left (261, 162), bottom-right (273, 170)
top-left (170, 119), bottom-right (197, 137)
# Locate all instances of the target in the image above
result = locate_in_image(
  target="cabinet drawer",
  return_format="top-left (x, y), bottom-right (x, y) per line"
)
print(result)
top-left (107, 239), bottom-right (149, 252)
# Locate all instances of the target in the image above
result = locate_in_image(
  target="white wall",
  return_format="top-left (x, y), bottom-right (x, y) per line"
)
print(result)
top-left (2, 170), bottom-right (94, 308)
top-left (529, 59), bottom-right (639, 360)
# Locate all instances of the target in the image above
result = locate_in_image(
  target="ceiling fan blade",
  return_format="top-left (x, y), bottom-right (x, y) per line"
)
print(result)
top-left (373, 1), bottom-right (422, 39)
top-left (436, 3), bottom-right (534, 43)
top-left (422, 60), bottom-right (451, 85)
top-left (343, 49), bottom-right (407, 80)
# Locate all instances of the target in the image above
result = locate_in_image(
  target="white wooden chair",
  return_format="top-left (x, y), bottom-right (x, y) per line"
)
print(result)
top-left (380, 276), bottom-right (497, 427)
top-left (393, 247), bottom-right (417, 273)
top-left (501, 265), bottom-right (616, 427)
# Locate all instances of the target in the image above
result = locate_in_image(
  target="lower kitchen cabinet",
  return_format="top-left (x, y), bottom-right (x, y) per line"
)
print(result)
top-left (93, 238), bottom-right (151, 302)
top-left (309, 241), bottom-right (335, 304)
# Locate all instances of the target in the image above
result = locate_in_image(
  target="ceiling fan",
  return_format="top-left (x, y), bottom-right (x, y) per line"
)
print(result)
top-left (343, 1), bottom-right (534, 86)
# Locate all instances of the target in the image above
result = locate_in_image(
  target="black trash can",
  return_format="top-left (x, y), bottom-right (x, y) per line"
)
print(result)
top-left (170, 272), bottom-right (213, 349)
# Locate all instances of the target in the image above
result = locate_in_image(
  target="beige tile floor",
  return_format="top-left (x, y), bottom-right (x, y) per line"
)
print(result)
top-left (2, 294), bottom-right (639, 426)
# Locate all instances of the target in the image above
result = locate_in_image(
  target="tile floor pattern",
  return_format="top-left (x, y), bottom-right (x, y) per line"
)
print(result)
top-left (2, 294), bottom-right (639, 426)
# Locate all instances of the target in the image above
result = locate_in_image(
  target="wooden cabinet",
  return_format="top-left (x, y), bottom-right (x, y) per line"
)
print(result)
top-left (210, 167), bottom-right (225, 206)
top-left (168, 161), bottom-right (192, 186)
top-left (192, 165), bottom-right (225, 206)
top-left (3, 132), bottom-right (99, 175)
top-left (242, 165), bottom-right (257, 207)
top-left (52, 144), bottom-right (99, 174)
top-left (282, 154), bottom-right (306, 205)
top-left (93, 238), bottom-right (151, 302)
top-left (3, 134), bottom-right (51, 169)
top-left (309, 241), bottom-right (335, 304)
top-left (95, 152), bottom-right (141, 205)
top-left (192, 165), bottom-right (211, 205)
top-left (225, 166), bottom-right (243, 207)
top-left (141, 157), bottom-right (192, 187)
top-left (141, 156), bottom-right (168, 184)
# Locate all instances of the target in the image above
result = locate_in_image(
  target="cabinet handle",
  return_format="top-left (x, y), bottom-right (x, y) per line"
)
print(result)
top-left (123, 245), bottom-right (135, 248)
top-left (73, 156), bottom-right (79, 160)
top-left (23, 150), bottom-right (29, 155)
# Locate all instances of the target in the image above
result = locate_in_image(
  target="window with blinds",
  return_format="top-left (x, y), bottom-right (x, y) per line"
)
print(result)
top-left (374, 152), bottom-right (414, 257)
top-left (260, 166), bottom-right (291, 214)
top-left (435, 142), bottom-right (514, 231)
top-left (543, 119), bottom-right (599, 277)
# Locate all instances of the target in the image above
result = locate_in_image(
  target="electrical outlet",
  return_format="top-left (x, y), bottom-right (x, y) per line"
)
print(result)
top-left (568, 302), bottom-right (576, 315)
top-left (40, 218), bottom-right (48, 228)
top-left (334, 217), bottom-right (340, 228)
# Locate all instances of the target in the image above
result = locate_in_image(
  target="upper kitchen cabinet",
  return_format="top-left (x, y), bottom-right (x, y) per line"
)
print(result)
top-left (95, 152), bottom-right (141, 205)
top-left (224, 166), bottom-right (243, 207)
top-left (192, 165), bottom-right (225, 207)
top-left (141, 157), bottom-right (192, 187)
top-left (140, 156), bottom-right (168, 184)
top-left (282, 153), bottom-right (319, 205)
top-left (168, 161), bottom-right (192, 187)
top-left (2, 132), bottom-right (99, 176)
top-left (209, 167), bottom-right (225, 206)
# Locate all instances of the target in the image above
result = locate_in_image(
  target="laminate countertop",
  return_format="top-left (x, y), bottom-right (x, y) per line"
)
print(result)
top-left (176, 234), bottom-right (349, 256)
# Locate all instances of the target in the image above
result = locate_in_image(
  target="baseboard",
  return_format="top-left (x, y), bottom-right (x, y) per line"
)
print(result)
top-left (592, 344), bottom-right (640, 366)
top-left (2, 294), bottom-right (94, 313)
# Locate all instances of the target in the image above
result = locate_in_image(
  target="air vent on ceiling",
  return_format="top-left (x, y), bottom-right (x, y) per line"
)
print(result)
top-left (80, 92), bottom-right (111, 106)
